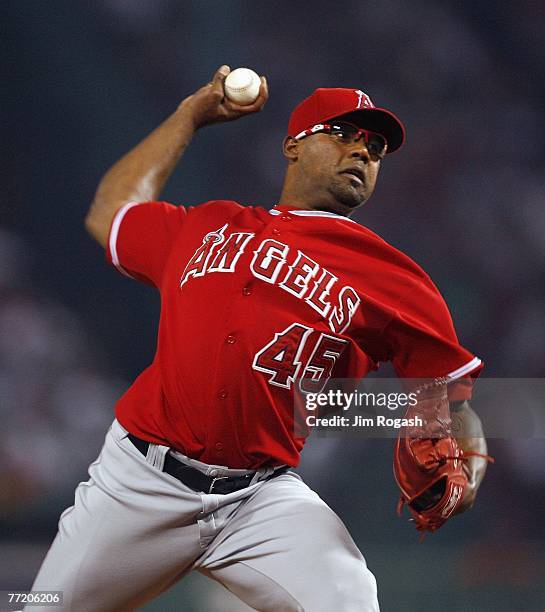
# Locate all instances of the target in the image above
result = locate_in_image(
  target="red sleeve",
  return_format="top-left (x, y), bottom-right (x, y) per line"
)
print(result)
top-left (383, 274), bottom-right (483, 400)
top-left (105, 201), bottom-right (188, 288)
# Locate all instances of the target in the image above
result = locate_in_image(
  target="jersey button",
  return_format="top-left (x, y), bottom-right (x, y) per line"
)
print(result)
top-left (226, 334), bottom-right (236, 344)
top-left (272, 227), bottom-right (281, 235)
top-left (280, 214), bottom-right (291, 221)
top-left (218, 389), bottom-right (228, 400)
top-left (215, 442), bottom-right (224, 451)
top-left (242, 286), bottom-right (252, 296)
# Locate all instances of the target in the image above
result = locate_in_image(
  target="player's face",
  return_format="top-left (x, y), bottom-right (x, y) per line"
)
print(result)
top-left (292, 123), bottom-right (385, 215)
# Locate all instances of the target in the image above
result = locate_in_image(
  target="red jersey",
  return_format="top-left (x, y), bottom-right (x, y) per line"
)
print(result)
top-left (106, 200), bottom-right (482, 468)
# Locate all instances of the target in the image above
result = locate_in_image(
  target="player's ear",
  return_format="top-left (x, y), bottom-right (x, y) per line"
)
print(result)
top-left (282, 136), bottom-right (299, 162)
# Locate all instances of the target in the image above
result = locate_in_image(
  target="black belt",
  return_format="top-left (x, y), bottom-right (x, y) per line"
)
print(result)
top-left (128, 433), bottom-right (288, 495)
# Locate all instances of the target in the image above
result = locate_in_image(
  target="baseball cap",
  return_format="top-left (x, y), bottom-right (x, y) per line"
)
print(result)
top-left (288, 88), bottom-right (405, 154)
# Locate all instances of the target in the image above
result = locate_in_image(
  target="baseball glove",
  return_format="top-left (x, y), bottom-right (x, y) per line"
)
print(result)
top-left (393, 379), bottom-right (490, 537)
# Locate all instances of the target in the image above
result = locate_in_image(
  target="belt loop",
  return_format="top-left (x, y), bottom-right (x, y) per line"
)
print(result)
top-left (146, 443), bottom-right (169, 470)
top-left (250, 467), bottom-right (273, 486)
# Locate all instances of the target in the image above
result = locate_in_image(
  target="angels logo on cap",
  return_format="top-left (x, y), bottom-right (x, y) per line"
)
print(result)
top-left (288, 87), bottom-right (406, 154)
top-left (355, 90), bottom-right (373, 109)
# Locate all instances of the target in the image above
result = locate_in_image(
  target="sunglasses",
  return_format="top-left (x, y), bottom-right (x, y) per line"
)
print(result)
top-left (294, 121), bottom-right (388, 157)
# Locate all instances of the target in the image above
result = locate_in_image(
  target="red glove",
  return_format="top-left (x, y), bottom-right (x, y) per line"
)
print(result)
top-left (393, 380), bottom-right (490, 536)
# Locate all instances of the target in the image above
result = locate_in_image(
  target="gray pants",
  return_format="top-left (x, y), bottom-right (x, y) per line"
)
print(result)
top-left (28, 420), bottom-right (379, 611)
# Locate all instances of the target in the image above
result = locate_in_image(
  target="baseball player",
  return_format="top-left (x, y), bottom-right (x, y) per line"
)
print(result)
top-left (28, 66), bottom-right (489, 611)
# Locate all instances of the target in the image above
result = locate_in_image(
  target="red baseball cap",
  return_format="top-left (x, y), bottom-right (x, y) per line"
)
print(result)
top-left (288, 88), bottom-right (405, 154)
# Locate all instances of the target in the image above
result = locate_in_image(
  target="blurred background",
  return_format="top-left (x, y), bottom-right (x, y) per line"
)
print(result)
top-left (2, 1), bottom-right (544, 610)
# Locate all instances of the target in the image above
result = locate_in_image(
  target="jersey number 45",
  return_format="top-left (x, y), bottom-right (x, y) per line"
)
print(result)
top-left (252, 323), bottom-right (348, 393)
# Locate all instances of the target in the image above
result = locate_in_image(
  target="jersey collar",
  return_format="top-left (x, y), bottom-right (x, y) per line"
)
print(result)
top-left (270, 205), bottom-right (357, 223)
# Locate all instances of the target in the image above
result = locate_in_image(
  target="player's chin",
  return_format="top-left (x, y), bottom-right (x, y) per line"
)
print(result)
top-left (328, 180), bottom-right (368, 211)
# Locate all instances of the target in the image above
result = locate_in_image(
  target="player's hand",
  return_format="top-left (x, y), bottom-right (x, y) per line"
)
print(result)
top-left (450, 402), bottom-right (490, 515)
top-left (453, 438), bottom-right (489, 515)
top-left (178, 65), bottom-right (268, 130)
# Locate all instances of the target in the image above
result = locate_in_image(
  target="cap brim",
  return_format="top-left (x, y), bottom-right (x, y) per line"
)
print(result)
top-left (330, 108), bottom-right (406, 154)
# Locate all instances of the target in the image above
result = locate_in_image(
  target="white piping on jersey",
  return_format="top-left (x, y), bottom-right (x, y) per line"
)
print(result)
top-left (269, 208), bottom-right (357, 223)
top-left (446, 357), bottom-right (482, 381)
top-left (109, 201), bottom-right (141, 279)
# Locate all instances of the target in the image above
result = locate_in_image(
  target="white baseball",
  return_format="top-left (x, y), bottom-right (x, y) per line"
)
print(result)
top-left (224, 68), bottom-right (261, 105)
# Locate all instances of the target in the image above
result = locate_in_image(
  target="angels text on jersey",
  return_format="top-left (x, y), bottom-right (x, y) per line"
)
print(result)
top-left (179, 224), bottom-right (360, 335)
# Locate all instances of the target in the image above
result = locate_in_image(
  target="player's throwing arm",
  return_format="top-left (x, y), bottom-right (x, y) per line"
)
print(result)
top-left (85, 65), bottom-right (268, 248)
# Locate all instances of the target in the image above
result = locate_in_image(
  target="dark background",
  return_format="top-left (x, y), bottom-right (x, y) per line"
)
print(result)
top-left (2, 1), bottom-right (544, 610)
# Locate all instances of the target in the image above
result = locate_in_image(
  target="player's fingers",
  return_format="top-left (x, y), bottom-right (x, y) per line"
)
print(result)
top-left (256, 75), bottom-right (269, 105)
top-left (222, 99), bottom-right (260, 115)
top-left (260, 75), bottom-right (269, 98)
top-left (248, 76), bottom-right (269, 107)
top-left (223, 76), bottom-right (269, 115)
top-left (211, 65), bottom-right (230, 90)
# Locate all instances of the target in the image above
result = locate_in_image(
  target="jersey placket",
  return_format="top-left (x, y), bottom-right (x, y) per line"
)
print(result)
top-left (207, 212), bottom-right (294, 464)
